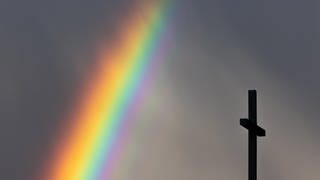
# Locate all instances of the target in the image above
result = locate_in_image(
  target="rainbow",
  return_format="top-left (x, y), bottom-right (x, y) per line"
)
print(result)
top-left (41, 1), bottom-right (175, 179)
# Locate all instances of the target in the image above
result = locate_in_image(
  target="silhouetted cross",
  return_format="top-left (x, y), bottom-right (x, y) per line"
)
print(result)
top-left (240, 90), bottom-right (266, 180)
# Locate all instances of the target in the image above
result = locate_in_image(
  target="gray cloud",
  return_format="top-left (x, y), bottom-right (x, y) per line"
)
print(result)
top-left (0, 0), bottom-right (319, 179)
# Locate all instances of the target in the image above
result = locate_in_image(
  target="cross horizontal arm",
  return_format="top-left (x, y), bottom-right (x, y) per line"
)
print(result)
top-left (240, 118), bottom-right (266, 137)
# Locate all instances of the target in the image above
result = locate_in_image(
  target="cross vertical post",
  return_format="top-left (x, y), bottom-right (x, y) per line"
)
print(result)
top-left (240, 90), bottom-right (266, 180)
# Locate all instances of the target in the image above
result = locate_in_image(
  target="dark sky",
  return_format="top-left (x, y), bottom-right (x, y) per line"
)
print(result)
top-left (0, 0), bottom-right (319, 179)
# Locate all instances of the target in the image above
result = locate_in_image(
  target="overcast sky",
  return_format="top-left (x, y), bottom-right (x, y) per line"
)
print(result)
top-left (0, 0), bottom-right (319, 179)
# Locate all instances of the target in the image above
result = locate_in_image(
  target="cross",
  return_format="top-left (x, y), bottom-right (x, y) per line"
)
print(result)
top-left (240, 90), bottom-right (266, 180)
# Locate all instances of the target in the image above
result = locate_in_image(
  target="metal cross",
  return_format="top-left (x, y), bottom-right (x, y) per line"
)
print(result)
top-left (240, 90), bottom-right (266, 180)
